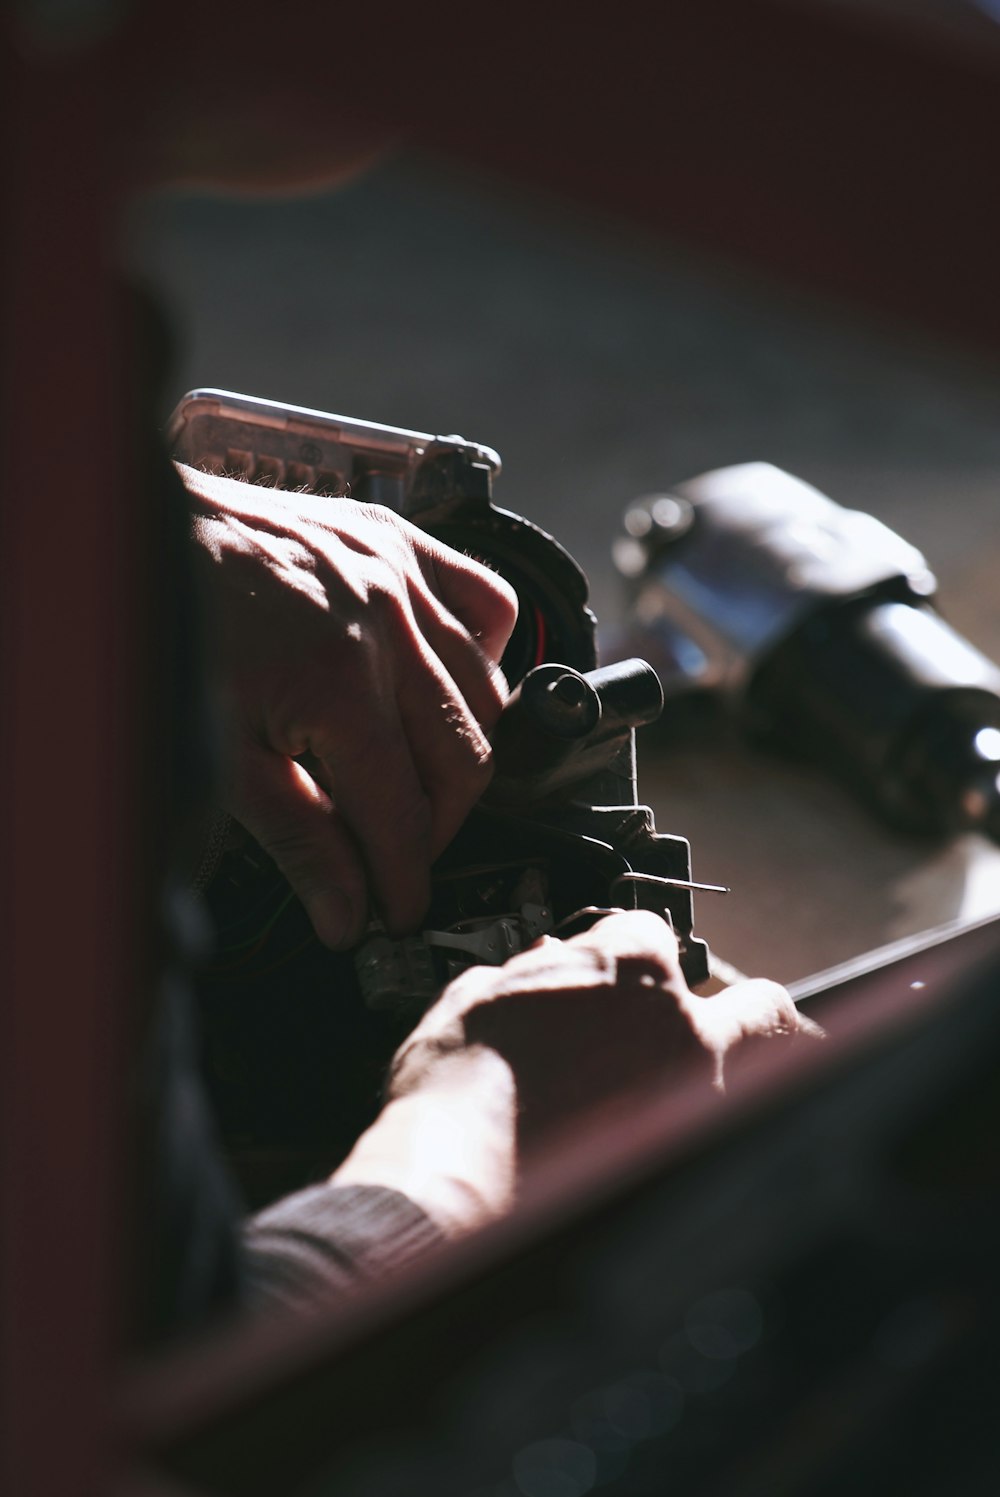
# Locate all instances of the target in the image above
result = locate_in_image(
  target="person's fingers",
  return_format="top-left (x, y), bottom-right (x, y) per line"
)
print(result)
top-left (416, 536), bottom-right (519, 665)
top-left (390, 645), bottom-right (498, 858)
top-left (691, 978), bottom-right (825, 1091)
top-left (410, 585), bottom-right (510, 734)
top-left (707, 978), bottom-right (822, 1044)
top-left (194, 494), bottom-right (519, 941)
top-left (455, 911), bottom-right (683, 1001)
top-left (794, 1010), bottom-right (826, 1041)
top-left (564, 909), bottom-right (683, 978)
top-left (312, 687), bottom-right (434, 936)
top-left (229, 742), bottom-right (368, 949)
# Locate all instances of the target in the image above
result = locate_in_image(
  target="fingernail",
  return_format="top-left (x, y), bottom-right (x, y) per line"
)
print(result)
top-left (309, 888), bottom-right (357, 949)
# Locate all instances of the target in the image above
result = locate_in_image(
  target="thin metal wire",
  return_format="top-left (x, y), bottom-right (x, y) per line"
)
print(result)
top-left (611, 871), bottom-right (730, 897)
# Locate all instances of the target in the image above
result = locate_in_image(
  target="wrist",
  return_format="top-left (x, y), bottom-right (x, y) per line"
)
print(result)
top-left (331, 1046), bottom-right (517, 1237)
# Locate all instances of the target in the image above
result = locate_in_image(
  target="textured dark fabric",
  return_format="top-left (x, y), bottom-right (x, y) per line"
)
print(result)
top-left (244, 1184), bottom-right (447, 1313)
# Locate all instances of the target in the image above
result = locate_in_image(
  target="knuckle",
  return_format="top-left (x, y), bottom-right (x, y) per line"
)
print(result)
top-left (613, 907), bottom-right (681, 958)
top-left (441, 699), bottom-right (492, 770)
top-left (468, 742), bottom-right (495, 788)
top-left (469, 567), bottom-right (518, 642)
top-left (461, 548), bottom-right (513, 599)
top-left (365, 566), bottom-right (416, 636)
top-left (755, 981), bottom-right (798, 1031)
top-left (487, 571), bottom-right (519, 630)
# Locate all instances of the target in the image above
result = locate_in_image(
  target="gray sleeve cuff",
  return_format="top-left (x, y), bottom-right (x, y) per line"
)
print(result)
top-left (241, 1183), bottom-right (446, 1314)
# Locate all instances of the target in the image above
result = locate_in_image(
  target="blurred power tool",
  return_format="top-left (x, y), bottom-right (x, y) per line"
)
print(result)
top-left (614, 462), bottom-right (1000, 840)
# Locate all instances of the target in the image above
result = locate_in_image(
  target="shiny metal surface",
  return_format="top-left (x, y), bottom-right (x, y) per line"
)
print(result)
top-left (616, 462), bottom-right (935, 694)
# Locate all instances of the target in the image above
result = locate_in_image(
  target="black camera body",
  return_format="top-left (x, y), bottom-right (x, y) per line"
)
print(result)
top-left (171, 392), bottom-right (711, 1200)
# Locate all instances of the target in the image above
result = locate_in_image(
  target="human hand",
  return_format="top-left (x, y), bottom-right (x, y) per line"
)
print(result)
top-left (183, 466), bottom-right (518, 947)
top-left (334, 911), bottom-right (823, 1233)
top-left (392, 909), bottom-right (822, 1140)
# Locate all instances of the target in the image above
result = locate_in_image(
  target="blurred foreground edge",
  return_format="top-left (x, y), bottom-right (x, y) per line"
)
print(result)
top-left (122, 911), bottom-right (1000, 1497)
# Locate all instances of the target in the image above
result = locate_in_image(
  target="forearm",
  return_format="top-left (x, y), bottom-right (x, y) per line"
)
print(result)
top-left (331, 1046), bottom-right (518, 1238)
